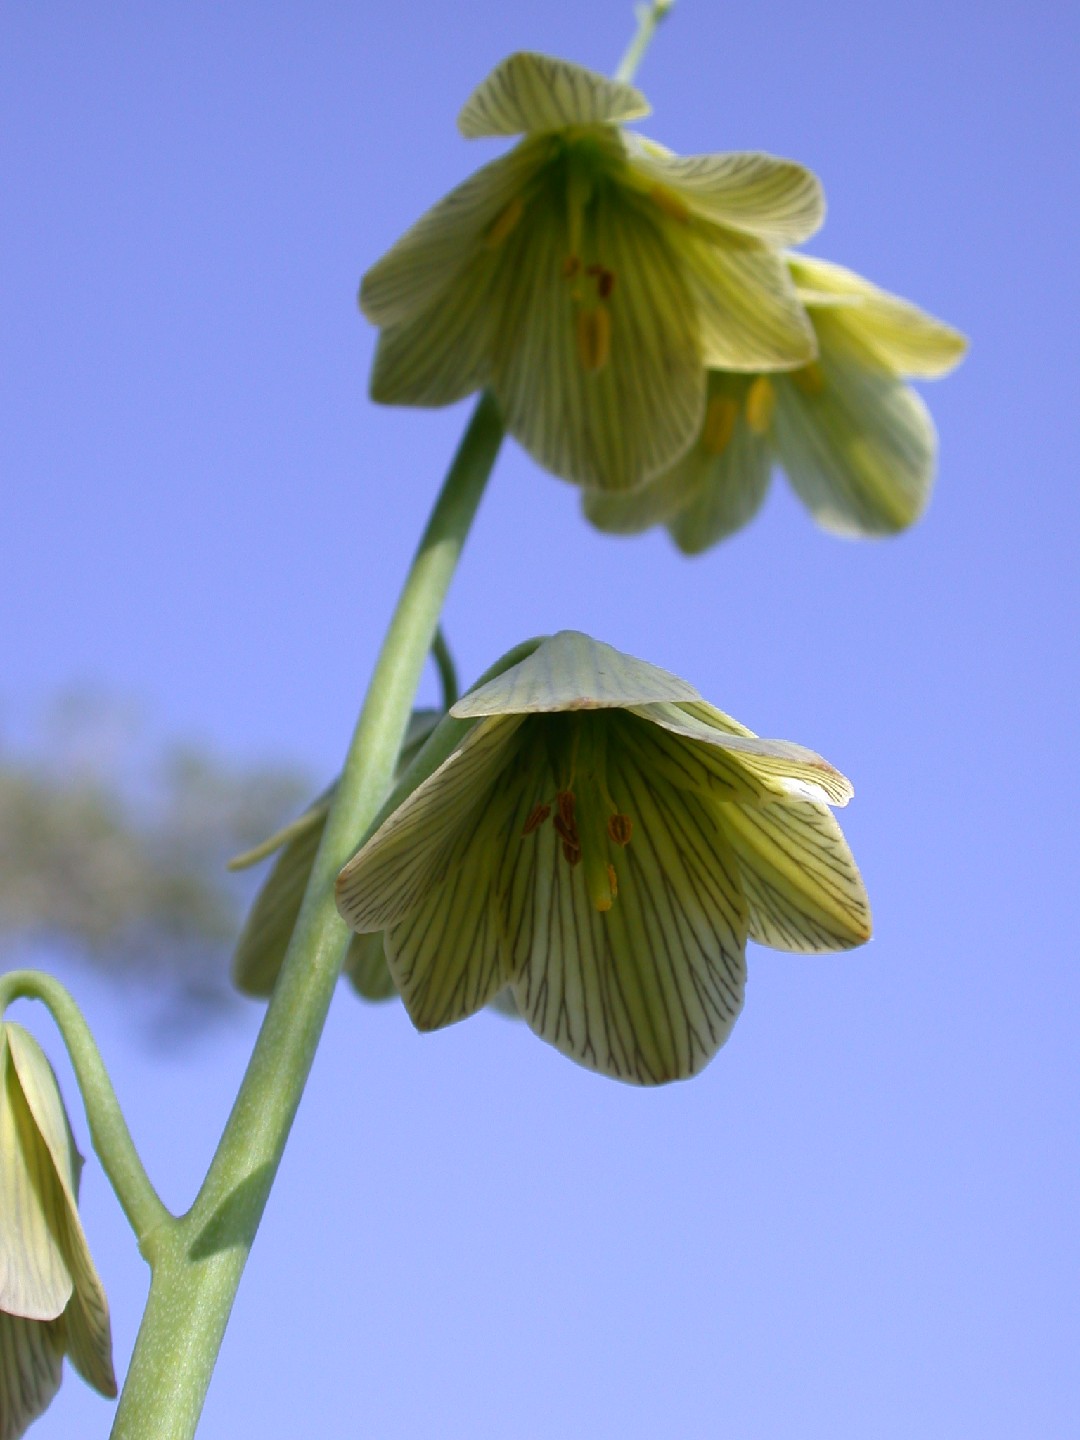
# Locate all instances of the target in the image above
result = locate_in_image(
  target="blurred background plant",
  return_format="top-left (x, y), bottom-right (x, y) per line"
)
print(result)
top-left (0, 690), bottom-right (308, 1037)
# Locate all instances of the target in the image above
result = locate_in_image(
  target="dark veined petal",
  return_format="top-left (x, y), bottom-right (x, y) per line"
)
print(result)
top-left (458, 52), bottom-right (649, 138)
top-left (506, 741), bottom-right (748, 1084)
top-left (490, 185), bottom-right (705, 491)
top-left (359, 142), bottom-right (543, 328)
top-left (628, 140), bottom-right (825, 246)
top-left (789, 255), bottom-right (967, 378)
top-left (368, 247), bottom-right (497, 406)
top-left (5, 1029), bottom-right (115, 1398)
top-left (772, 313), bottom-right (938, 536)
top-left (335, 716), bottom-right (526, 933)
top-left (452, 630), bottom-right (700, 718)
top-left (382, 790), bottom-right (517, 1030)
top-left (720, 798), bottom-right (872, 952)
top-left (0, 1310), bottom-right (65, 1440)
top-left (630, 703), bottom-right (854, 806)
top-left (681, 231), bottom-right (817, 371)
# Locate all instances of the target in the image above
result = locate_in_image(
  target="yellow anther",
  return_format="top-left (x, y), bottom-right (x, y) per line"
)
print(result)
top-left (576, 307), bottom-right (611, 373)
top-left (649, 184), bottom-right (690, 224)
top-left (793, 361), bottom-right (826, 396)
top-left (606, 864), bottom-right (618, 900)
top-left (702, 395), bottom-right (738, 457)
top-left (484, 196), bottom-right (524, 249)
top-left (745, 376), bottom-right (776, 435)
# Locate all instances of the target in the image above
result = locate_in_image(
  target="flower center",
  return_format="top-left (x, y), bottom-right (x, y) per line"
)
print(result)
top-left (561, 150), bottom-right (617, 374)
top-left (521, 716), bottom-right (633, 913)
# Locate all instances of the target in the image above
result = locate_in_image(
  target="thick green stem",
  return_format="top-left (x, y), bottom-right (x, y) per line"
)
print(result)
top-left (109, 391), bottom-right (504, 1440)
top-left (0, 970), bottom-right (171, 1246)
top-left (614, 0), bottom-right (675, 84)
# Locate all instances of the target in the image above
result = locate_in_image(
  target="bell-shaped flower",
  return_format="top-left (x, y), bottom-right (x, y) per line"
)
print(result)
top-left (0, 1022), bottom-right (115, 1440)
top-left (335, 632), bottom-right (871, 1085)
top-left (583, 254), bottom-right (967, 548)
top-left (360, 51), bottom-right (824, 493)
top-left (229, 710), bottom-right (444, 1001)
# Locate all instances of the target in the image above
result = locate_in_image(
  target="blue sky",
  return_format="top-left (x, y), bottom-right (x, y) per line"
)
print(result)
top-left (3, 1), bottom-right (1078, 1436)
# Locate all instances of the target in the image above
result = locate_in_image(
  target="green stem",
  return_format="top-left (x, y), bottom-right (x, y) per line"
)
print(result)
top-left (109, 391), bottom-right (504, 1440)
top-left (0, 969), bottom-right (171, 1247)
top-left (431, 625), bottom-right (459, 709)
top-left (614, 0), bottom-right (675, 84)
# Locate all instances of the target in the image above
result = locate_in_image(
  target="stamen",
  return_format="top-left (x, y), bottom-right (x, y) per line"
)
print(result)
top-left (562, 840), bottom-right (582, 867)
top-left (522, 802), bottom-right (551, 836)
top-left (702, 396), bottom-right (738, 457)
top-left (607, 813), bottom-right (633, 846)
top-left (793, 361), bottom-right (825, 396)
top-left (562, 255), bottom-right (581, 280)
top-left (745, 377), bottom-right (776, 435)
top-left (597, 268), bottom-right (615, 300)
top-left (650, 184), bottom-right (690, 224)
top-left (606, 865), bottom-right (618, 900)
top-left (553, 813), bottom-right (579, 846)
top-left (557, 791), bottom-right (576, 826)
top-left (484, 195), bottom-right (525, 250)
top-left (576, 307), bottom-right (611, 372)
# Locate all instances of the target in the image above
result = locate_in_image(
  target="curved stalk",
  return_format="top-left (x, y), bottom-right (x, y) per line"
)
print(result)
top-left (0, 969), bottom-right (172, 1247)
top-left (109, 391), bottom-right (504, 1440)
top-left (615, 0), bottom-right (675, 84)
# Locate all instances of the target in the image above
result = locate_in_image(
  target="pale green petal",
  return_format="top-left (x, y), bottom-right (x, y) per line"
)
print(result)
top-left (233, 712), bottom-right (441, 997)
top-left (453, 630), bottom-right (700, 718)
top-left (580, 463), bottom-right (695, 537)
top-left (6, 1030), bottom-right (115, 1397)
top-left (772, 314), bottom-right (938, 536)
top-left (628, 141), bottom-right (824, 246)
top-left (335, 716), bottom-right (525, 932)
top-left (0, 1310), bottom-right (64, 1440)
top-left (631, 702), bottom-right (855, 806)
top-left (507, 745), bottom-right (747, 1084)
top-left (458, 52), bottom-right (649, 138)
top-left (681, 233), bottom-right (817, 370)
top-left (490, 183), bottom-right (705, 491)
top-left (343, 933), bottom-right (398, 1001)
top-left (383, 790), bottom-right (517, 1030)
top-left (0, 1030), bottom-right (73, 1323)
top-left (721, 799), bottom-right (872, 951)
top-left (368, 248), bottom-right (496, 406)
top-left (790, 255), bottom-right (967, 377)
top-left (359, 142), bottom-right (542, 328)
top-left (231, 805), bottom-right (325, 998)
top-left (582, 374), bottom-right (772, 548)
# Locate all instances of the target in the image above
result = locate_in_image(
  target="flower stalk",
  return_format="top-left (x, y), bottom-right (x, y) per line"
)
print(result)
top-left (106, 390), bottom-right (504, 1440)
top-left (0, 970), bottom-right (169, 1249)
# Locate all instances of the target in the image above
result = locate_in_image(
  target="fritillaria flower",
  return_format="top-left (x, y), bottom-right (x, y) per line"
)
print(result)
top-left (0, 1023), bottom-right (115, 1440)
top-left (335, 633), bottom-right (870, 1085)
top-left (584, 254), bottom-right (967, 549)
top-left (361, 51), bottom-right (824, 493)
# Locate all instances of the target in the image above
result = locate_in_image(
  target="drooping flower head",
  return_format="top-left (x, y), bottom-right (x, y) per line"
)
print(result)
top-left (584, 254), bottom-right (968, 548)
top-left (0, 1023), bottom-right (115, 1440)
top-left (361, 52), bottom-right (825, 493)
top-left (336, 633), bottom-right (870, 1085)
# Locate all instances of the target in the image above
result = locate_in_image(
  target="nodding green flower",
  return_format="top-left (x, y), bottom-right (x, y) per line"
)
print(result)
top-left (0, 1023), bottom-right (115, 1440)
top-left (229, 710), bottom-right (444, 1002)
top-left (360, 51), bottom-right (825, 494)
top-left (583, 254), bottom-right (967, 548)
top-left (335, 632), bottom-right (870, 1086)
